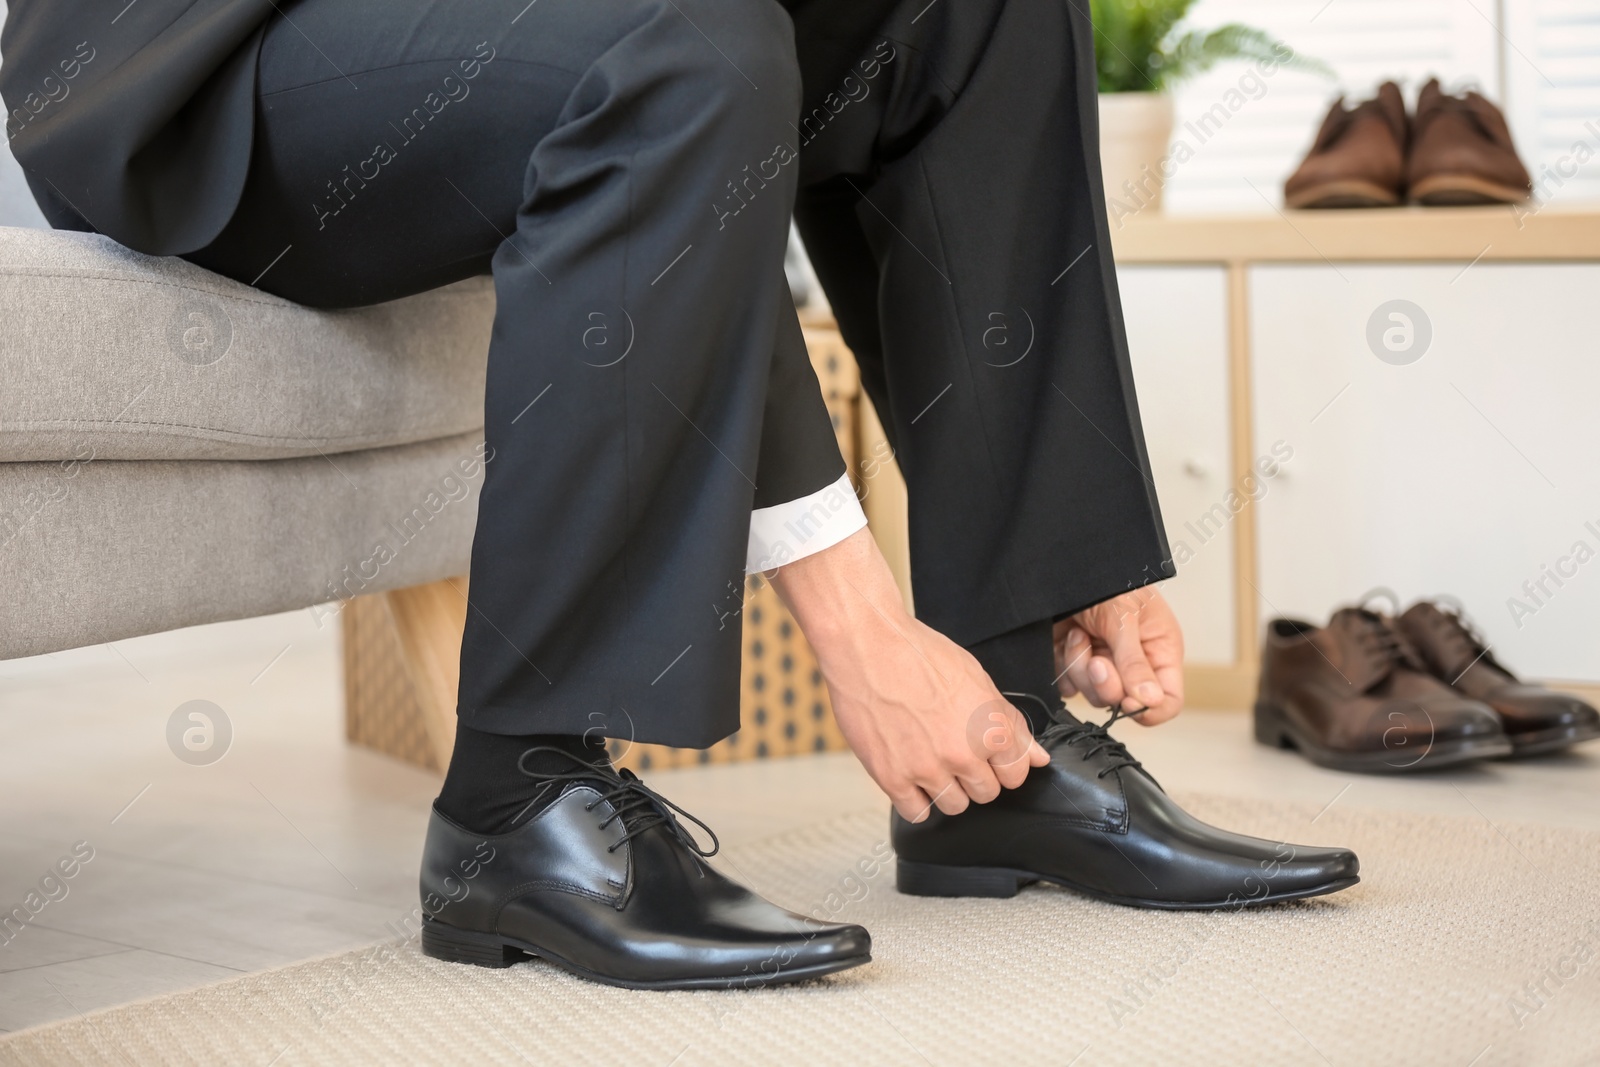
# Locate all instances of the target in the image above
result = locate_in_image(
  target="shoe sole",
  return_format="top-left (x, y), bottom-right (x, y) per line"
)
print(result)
top-left (1285, 179), bottom-right (1401, 209)
top-left (1505, 722), bottom-right (1600, 758)
top-left (1409, 173), bottom-right (1529, 205)
top-left (419, 917), bottom-right (870, 990)
top-left (1253, 699), bottom-right (1513, 772)
top-left (896, 859), bottom-right (1359, 910)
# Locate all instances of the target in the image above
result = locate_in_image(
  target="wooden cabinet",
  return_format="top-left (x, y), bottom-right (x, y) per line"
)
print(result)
top-left (1114, 207), bottom-right (1600, 704)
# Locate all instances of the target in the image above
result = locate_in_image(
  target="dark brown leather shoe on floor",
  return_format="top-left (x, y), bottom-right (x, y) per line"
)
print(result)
top-left (1256, 607), bottom-right (1511, 772)
top-left (1407, 78), bottom-right (1531, 205)
top-left (1397, 599), bottom-right (1600, 756)
top-left (1284, 82), bottom-right (1408, 208)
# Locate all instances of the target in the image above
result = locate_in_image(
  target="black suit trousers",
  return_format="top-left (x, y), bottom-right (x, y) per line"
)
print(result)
top-left (154, 0), bottom-right (1169, 744)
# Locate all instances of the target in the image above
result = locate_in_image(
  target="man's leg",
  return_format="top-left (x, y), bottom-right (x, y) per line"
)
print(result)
top-left (188, 0), bottom-right (848, 748)
top-left (783, 0), bottom-right (1362, 909)
top-left (186, 0), bottom-right (872, 986)
top-left (788, 0), bottom-right (1172, 729)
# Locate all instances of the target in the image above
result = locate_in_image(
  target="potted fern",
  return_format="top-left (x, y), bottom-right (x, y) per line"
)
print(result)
top-left (1091, 0), bottom-right (1327, 213)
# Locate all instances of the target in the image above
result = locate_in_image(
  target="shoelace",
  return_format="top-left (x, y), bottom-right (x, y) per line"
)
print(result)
top-left (1352, 589), bottom-right (1425, 677)
top-left (1424, 598), bottom-right (1502, 675)
top-left (1352, 619), bottom-right (1418, 676)
top-left (516, 746), bottom-right (720, 857)
top-left (1038, 706), bottom-right (1148, 779)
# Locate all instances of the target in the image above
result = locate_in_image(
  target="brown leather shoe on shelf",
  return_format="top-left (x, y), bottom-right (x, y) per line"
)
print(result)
top-left (1284, 82), bottom-right (1408, 209)
top-left (1407, 78), bottom-right (1531, 205)
top-left (1397, 599), bottom-right (1600, 756)
top-left (1256, 605), bottom-right (1512, 773)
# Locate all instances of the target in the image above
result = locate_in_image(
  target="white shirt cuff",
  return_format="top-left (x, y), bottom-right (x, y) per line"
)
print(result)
top-left (745, 472), bottom-right (868, 574)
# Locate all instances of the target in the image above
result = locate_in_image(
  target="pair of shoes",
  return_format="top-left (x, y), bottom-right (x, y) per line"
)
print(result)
top-left (419, 715), bottom-right (1363, 988)
top-left (1284, 79), bottom-right (1530, 208)
top-left (1256, 593), bottom-right (1600, 771)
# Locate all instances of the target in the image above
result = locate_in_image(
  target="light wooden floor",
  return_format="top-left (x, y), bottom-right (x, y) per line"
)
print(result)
top-left (1, 608), bottom-right (1596, 1033)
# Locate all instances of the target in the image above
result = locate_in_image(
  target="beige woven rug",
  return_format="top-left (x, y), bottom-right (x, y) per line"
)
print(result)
top-left (4, 794), bottom-right (1598, 1067)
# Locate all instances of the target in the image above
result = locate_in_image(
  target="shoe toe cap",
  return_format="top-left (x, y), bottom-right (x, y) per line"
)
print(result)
top-left (1250, 844), bottom-right (1360, 901)
top-left (1295, 845), bottom-right (1360, 886)
top-left (775, 921), bottom-right (871, 975)
top-left (1497, 689), bottom-right (1600, 730)
top-left (1438, 706), bottom-right (1506, 741)
top-left (1194, 840), bottom-right (1360, 905)
top-left (1379, 697), bottom-right (1502, 743)
top-left (816, 922), bottom-right (872, 961)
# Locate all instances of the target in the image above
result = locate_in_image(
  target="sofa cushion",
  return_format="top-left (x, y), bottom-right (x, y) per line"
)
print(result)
top-left (0, 227), bottom-right (493, 461)
top-left (0, 432), bottom-right (485, 660)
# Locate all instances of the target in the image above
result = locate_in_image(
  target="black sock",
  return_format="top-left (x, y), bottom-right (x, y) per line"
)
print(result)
top-left (965, 619), bottom-right (1062, 736)
top-left (435, 723), bottom-right (610, 835)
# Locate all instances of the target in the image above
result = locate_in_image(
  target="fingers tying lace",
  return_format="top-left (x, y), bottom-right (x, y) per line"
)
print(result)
top-left (1039, 705), bottom-right (1148, 779)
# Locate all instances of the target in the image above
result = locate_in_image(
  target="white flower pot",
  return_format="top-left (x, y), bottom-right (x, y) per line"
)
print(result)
top-left (1097, 92), bottom-right (1175, 216)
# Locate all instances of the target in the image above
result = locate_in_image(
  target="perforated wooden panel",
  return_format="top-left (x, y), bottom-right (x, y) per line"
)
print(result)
top-left (344, 594), bottom-right (444, 772)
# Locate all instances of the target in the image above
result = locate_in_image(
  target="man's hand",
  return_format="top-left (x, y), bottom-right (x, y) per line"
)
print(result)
top-left (769, 528), bottom-right (1049, 822)
top-left (1053, 587), bottom-right (1185, 726)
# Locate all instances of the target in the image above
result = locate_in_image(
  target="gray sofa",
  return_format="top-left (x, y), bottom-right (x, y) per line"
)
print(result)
top-left (0, 226), bottom-right (494, 660)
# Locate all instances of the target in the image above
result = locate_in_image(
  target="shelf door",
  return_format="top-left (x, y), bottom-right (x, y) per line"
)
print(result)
top-left (1118, 265), bottom-right (1236, 666)
top-left (1252, 262), bottom-right (1600, 683)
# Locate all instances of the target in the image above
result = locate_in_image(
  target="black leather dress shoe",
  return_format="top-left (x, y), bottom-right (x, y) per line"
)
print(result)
top-left (893, 710), bottom-right (1360, 910)
top-left (419, 752), bottom-right (870, 989)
